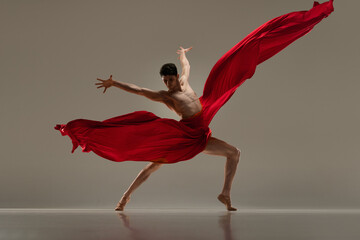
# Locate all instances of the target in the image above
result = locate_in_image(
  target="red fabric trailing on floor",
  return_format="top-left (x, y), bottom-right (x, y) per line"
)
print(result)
top-left (55, 1), bottom-right (334, 164)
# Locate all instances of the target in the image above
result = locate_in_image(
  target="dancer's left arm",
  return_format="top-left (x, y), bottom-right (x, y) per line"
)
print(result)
top-left (176, 46), bottom-right (192, 89)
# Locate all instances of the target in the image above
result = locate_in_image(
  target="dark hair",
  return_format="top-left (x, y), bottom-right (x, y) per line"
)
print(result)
top-left (159, 63), bottom-right (177, 77)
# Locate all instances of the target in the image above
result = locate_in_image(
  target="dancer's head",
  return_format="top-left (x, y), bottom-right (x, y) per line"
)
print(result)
top-left (159, 63), bottom-right (180, 90)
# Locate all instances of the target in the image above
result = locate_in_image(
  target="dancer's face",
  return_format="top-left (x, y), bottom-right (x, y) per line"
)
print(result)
top-left (162, 74), bottom-right (179, 91)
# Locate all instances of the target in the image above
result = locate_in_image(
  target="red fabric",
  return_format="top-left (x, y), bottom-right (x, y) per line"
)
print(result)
top-left (55, 1), bottom-right (334, 164)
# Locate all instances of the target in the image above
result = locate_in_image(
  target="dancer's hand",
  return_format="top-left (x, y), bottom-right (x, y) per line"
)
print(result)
top-left (177, 46), bottom-right (192, 58)
top-left (95, 75), bottom-right (114, 93)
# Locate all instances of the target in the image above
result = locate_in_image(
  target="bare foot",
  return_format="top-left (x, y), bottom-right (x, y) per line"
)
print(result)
top-left (217, 194), bottom-right (237, 211)
top-left (115, 196), bottom-right (130, 211)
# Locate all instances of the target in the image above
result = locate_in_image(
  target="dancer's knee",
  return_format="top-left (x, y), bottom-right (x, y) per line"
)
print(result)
top-left (228, 147), bottom-right (240, 162)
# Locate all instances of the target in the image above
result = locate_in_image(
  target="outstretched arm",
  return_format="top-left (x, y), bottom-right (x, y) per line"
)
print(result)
top-left (95, 75), bottom-right (167, 102)
top-left (176, 46), bottom-right (192, 89)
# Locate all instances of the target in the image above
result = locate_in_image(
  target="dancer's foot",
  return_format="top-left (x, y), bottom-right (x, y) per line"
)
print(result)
top-left (115, 196), bottom-right (130, 211)
top-left (217, 194), bottom-right (237, 211)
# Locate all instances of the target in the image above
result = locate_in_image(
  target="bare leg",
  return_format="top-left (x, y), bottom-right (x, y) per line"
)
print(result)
top-left (203, 136), bottom-right (240, 211)
top-left (115, 162), bottom-right (162, 211)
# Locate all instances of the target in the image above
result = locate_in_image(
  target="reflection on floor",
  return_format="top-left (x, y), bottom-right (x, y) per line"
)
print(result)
top-left (1, 208), bottom-right (360, 240)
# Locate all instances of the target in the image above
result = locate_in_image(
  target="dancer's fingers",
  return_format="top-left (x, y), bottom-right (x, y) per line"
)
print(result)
top-left (96, 78), bottom-right (104, 81)
top-left (95, 82), bottom-right (102, 85)
top-left (97, 85), bottom-right (103, 89)
top-left (103, 88), bottom-right (107, 93)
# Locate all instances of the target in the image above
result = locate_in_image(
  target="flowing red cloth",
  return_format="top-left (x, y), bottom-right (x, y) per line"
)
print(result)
top-left (55, 1), bottom-right (334, 164)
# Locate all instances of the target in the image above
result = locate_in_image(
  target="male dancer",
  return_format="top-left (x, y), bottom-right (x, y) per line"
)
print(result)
top-left (56, 0), bottom-right (334, 212)
top-left (96, 47), bottom-right (240, 211)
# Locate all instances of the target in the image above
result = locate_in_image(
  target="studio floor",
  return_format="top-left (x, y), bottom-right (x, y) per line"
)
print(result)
top-left (1, 208), bottom-right (360, 240)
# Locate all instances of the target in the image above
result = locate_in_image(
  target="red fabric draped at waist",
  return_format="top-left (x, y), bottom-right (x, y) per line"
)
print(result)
top-left (55, 110), bottom-right (212, 164)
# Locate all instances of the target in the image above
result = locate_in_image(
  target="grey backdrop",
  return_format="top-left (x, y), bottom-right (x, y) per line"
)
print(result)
top-left (1, 0), bottom-right (359, 209)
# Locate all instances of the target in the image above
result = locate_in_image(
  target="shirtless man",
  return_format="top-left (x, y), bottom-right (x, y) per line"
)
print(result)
top-left (95, 47), bottom-right (240, 211)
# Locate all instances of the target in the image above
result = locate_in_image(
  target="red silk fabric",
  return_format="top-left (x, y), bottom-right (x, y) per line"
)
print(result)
top-left (55, 1), bottom-right (334, 164)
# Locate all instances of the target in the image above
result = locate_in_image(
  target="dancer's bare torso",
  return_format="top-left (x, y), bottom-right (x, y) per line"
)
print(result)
top-left (161, 86), bottom-right (202, 119)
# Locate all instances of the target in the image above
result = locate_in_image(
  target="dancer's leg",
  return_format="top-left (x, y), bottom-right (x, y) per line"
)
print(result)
top-left (115, 162), bottom-right (162, 211)
top-left (203, 137), bottom-right (240, 211)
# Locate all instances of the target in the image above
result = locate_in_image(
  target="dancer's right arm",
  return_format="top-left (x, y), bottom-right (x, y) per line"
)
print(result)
top-left (95, 75), bottom-right (167, 102)
top-left (113, 81), bottom-right (167, 102)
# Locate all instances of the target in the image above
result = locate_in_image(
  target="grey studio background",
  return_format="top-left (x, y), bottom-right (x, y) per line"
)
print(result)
top-left (1, 0), bottom-right (358, 210)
